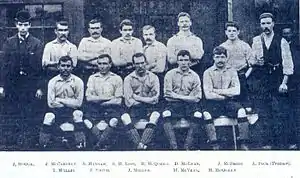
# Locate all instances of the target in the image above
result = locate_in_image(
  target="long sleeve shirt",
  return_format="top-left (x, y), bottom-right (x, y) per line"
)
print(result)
top-left (111, 37), bottom-right (143, 67)
top-left (42, 39), bottom-right (78, 67)
top-left (220, 39), bottom-right (252, 71)
top-left (164, 68), bottom-right (202, 100)
top-left (143, 40), bottom-right (167, 73)
top-left (251, 33), bottom-right (293, 75)
top-left (47, 74), bottom-right (84, 109)
top-left (203, 65), bottom-right (240, 100)
top-left (77, 36), bottom-right (112, 65)
top-left (86, 72), bottom-right (123, 99)
top-left (124, 71), bottom-right (160, 108)
top-left (167, 31), bottom-right (204, 65)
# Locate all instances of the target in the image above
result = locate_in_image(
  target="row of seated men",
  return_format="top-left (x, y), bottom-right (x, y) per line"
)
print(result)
top-left (37, 47), bottom-right (252, 151)
top-left (0, 10), bottom-right (296, 150)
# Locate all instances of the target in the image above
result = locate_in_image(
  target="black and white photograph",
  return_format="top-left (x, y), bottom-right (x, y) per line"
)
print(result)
top-left (0, 0), bottom-right (299, 154)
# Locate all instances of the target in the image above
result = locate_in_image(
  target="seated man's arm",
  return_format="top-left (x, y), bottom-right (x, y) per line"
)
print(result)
top-left (213, 70), bottom-right (240, 97)
top-left (58, 79), bottom-right (84, 109)
top-left (203, 70), bottom-right (226, 100)
top-left (101, 76), bottom-right (123, 106)
top-left (133, 74), bottom-right (160, 104)
top-left (85, 76), bottom-right (112, 103)
top-left (164, 71), bottom-right (181, 102)
top-left (47, 79), bottom-right (64, 108)
top-left (124, 76), bottom-right (141, 107)
top-left (173, 75), bottom-right (202, 103)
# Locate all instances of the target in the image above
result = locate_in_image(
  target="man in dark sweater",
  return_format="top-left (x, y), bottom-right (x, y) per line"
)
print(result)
top-left (0, 10), bottom-right (44, 150)
top-left (282, 26), bottom-right (300, 149)
top-left (249, 13), bottom-right (294, 149)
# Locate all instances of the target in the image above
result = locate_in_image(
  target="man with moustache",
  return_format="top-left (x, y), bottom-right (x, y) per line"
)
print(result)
top-left (0, 10), bottom-right (44, 149)
top-left (85, 54), bottom-right (123, 150)
top-left (142, 25), bottom-right (167, 74)
top-left (167, 12), bottom-right (204, 72)
top-left (142, 25), bottom-right (167, 101)
top-left (250, 13), bottom-right (293, 149)
top-left (123, 53), bottom-right (161, 150)
top-left (162, 50), bottom-right (204, 150)
top-left (39, 56), bottom-right (88, 150)
top-left (111, 19), bottom-right (143, 78)
top-left (77, 19), bottom-right (112, 84)
top-left (203, 46), bottom-right (250, 150)
top-left (220, 22), bottom-right (252, 106)
top-left (42, 19), bottom-right (78, 79)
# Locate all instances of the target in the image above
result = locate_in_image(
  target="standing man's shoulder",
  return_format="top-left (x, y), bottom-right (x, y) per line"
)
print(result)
top-left (109, 72), bottom-right (123, 81)
top-left (102, 36), bottom-right (112, 43)
top-left (252, 35), bottom-right (261, 43)
top-left (165, 68), bottom-right (177, 76)
top-left (191, 33), bottom-right (203, 41)
top-left (4, 34), bottom-right (18, 46)
top-left (156, 40), bottom-right (167, 48)
top-left (67, 40), bottom-right (77, 48)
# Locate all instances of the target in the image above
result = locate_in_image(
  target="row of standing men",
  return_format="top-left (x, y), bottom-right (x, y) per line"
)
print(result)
top-left (0, 10), bottom-right (298, 150)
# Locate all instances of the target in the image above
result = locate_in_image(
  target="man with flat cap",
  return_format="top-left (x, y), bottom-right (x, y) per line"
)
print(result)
top-left (249, 12), bottom-right (294, 149)
top-left (0, 10), bottom-right (44, 149)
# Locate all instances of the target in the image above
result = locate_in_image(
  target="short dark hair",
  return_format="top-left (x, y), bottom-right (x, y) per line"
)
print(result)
top-left (225, 21), bottom-right (240, 30)
top-left (142, 25), bottom-right (155, 32)
top-left (132, 52), bottom-right (146, 64)
top-left (177, 12), bottom-right (191, 20)
top-left (56, 19), bottom-right (68, 29)
top-left (58, 55), bottom-right (73, 66)
top-left (120, 19), bottom-right (133, 30)
top-left (213, 46), bottom-right (227, 57)
top-left (89, 19), bottom-right (102, 27)
top-left (97, 54), bottom-right (112, 63)
top-left (177, 50), bottom-right (191, 60)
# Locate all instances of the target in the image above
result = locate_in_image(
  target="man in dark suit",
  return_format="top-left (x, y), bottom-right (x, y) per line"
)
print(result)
top-left (0, 10), bottom-right (44, 150)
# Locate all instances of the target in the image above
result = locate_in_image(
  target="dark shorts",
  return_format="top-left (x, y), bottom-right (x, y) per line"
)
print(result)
top-left (164, 101), bottom-right (201, 118)
top-left (204, 100), bottom-right (243, 118)
top-left (48, 107), bottom-right (78, 125)
top-left (84, 102), bottom-right (123, 123)
top-left (127, 104), bottom-right (159, 123)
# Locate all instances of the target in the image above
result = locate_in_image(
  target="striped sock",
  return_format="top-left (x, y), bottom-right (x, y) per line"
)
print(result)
top-left (97, 126), bottom-right (115, 145)
top-left (184, 120), bottom-right (199, 150)
top-left (204, 119), bottom-right (217, 142)
top-left (125, 123), bottom-right (141, 146)
top-left (163, 121), bottom-right (177, 150)
top-left (140, 123), bottom-right (156, 146)
top-left (237, 117), bottom-right (249, 141)
top-left (39, 125), bottom-right (52, 146)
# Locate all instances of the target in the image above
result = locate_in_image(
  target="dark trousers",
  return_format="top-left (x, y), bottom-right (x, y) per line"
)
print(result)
top-left (248, 68), bottom-right (291, 148)
top-left (0, 78), bottom-right (45, 150)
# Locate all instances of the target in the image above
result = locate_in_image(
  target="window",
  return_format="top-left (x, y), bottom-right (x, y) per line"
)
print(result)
top-left (0, 3), bottom-right (63, 50)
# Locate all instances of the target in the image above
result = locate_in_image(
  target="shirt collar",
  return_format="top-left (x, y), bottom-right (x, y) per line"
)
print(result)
top-left (94, 72), bottom-right (114, 78)
top-left (120, 37), bottom-right (135, 43)
top-left (131, 70), bottom-right (150, 79)
top-left (87, 36), bottom-right (104, 42)
top-left (262, 31), bottom-right (274, 40)
top-left (53, 38), bottom-right (70, 44)
top-left (175, 68), bottom-right (192, 75)
top-left (57, 74), bottom-right (74, 82)
top-left (211, 65), bottom-right (231, 71)
top-left (18, 33), bottom-right (29, 40)
top-left (176, 31), bottom-right (194, 37)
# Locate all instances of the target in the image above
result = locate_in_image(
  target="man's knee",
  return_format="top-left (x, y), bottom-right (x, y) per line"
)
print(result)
top-left (73, 110), bottom-right (83, 123)
top-left (203, 111), bottom-right (212, 121)
top-left (43, 112), bottom-right (55, 126)
top-left (237, 108), bottom-right (247, 118)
